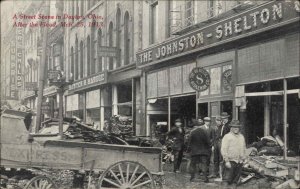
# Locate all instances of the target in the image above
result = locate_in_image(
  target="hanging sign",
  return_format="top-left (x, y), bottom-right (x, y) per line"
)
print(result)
top-left (98, 46), bottom-right (120, 57)
top-left (222, 69), bottom-right (232, 91)
top-left (189, 67), bottom-right (210, 92)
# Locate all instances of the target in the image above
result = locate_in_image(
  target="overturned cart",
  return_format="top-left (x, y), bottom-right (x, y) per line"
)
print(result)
top-left (0, 109), bottom-right (163, 189)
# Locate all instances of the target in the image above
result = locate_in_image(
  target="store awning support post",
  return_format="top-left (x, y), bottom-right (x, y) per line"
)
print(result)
top-left (283, 78), bottom-right (287, 159)
top-left (168, 97), bottom-right (171, 131)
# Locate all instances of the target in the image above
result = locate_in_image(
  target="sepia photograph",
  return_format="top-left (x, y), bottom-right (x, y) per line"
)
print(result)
top-left (0, 0), bottom-right (299, 188)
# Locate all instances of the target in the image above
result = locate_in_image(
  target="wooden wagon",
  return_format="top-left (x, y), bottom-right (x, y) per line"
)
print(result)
top-left (0, 109), bottom-right (163, 189)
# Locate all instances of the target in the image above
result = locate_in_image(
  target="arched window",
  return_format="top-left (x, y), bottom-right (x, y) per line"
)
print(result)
top-left (124, 11), bottom-right (130, 65)
top-left (97, 29), bottom-right (102, 72)
top-left (91, 21), bottom-right (96, 75)
top-left (87, 36), bottom-right (91, 76)
top-left (80, 41), bottom-right (84, 79)
top-left (116, 8), bottom-right (121, 67)
top-left (108, 22), bottom-right (114, 70)
top-left (75, 37), bottom-right (78, 80)
top-left (80, 0), bottom-right (84, 15)
top-left (70, 47), bottom-right (74, 79)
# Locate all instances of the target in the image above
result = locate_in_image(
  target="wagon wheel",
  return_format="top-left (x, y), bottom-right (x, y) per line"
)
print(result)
top-left (24, 176), bottom-right (57, 189)
top-left (98, 161), bottom-right (155, 189)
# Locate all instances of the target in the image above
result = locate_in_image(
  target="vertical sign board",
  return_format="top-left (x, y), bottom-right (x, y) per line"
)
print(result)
top-left (16, 27), bottom-right (24, 89)
top-left (10, 37), bottom-right (18, 100)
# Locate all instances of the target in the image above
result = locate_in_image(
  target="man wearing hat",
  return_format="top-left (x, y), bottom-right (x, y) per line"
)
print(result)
top-left (188, 117), bottom-right (212, 182)
top-left (220, 112), bottom-right (231, 138)
top-left (167, 118), bottom-right (185, 173)
top-left (221, 120), bottom-right (246, 186)
top-left (210, 116), bottom-right (224, 179)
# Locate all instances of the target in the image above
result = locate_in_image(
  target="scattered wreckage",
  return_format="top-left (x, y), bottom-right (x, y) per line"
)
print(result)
top-left (0, 109), bottom-right (164, 189)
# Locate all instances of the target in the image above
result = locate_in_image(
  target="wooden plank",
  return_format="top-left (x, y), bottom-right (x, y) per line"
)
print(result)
top-left (259, 39), bottom-right (284, 81)
top-left (157, 69), bottom-right (169, 97)
top-left (147, 73), bottom-right (157, 98)
top-left (182, 63), bottom-right (196, 93)
top-left (237, 45), bottom-right (260, 84)
top-left (169, 66), bottom-right (182, 95)
top-left (244, 89), bottom-right (299, 97)
top-left (285, 33), bottom-right (300, 77)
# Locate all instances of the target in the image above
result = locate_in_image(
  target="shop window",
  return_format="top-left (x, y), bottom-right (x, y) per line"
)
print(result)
top-left (79, 41), bottom-right (84, 78)
top-left (116, 8), bottom-right (121, 67)
top-left (108, 22), bottom-right (114, 70)
top-left (124, 11), bottom-right (130, 65)
top-left (86, 108), bottom-right (100, 129)
top-left (97, 29), bottom-right (103, 72)
top-left (87, 36), bottom-right (91, 75)
top-left (117, 82), bottom-right (132, 116)
top-left (150, 1), bottom-right (158, 44)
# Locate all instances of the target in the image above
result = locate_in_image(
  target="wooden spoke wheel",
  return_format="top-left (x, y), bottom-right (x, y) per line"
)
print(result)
top-left (98, 161), bottom-right (155, 189)
top-left (24, 176), bottom-right (57, 189)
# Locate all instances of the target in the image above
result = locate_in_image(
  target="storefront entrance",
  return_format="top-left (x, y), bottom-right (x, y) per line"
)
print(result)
top-left (243, 77), bottom-right (300, 152)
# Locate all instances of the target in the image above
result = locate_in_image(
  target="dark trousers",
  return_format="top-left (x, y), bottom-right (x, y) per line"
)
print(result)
top-left (190, 155), bottom-right (209, 179)
top-left (224, 161), bottom-right (243, 184)
top-left (173, 149), bottom-right (183, 171)
top-left (213, 141), bottom-right (223, 175)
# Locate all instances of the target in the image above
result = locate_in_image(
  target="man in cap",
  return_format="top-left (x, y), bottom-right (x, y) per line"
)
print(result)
top-left (221, 120), bottom-right (246, 186)
top-left (167, 118), bottom-right (185, 173)
top-left (188, 117), bottom-right (212, 182)
top-left (209, 116), bottom-right (223, 179)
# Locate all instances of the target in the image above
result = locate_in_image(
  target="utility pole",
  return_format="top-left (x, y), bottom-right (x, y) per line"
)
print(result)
top-left (35, 0), bottom-right (50, 132)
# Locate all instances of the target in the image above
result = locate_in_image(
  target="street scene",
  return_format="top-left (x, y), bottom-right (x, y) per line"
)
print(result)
top-left (1, 0), bottom-right (300, 189)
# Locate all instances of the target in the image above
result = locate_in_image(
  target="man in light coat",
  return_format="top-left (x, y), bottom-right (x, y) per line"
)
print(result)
top-left (221, 120), bottom-right (246, 187)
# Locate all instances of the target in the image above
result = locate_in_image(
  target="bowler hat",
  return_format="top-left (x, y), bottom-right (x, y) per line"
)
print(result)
top-left (204, 117), bottom-right (211, 122)
top-left (175, 118), bottom-right (182, 123)
top-left (229, 120), bottom-right (242, 127)
top-left (221, 112), bottom-right (230, 119)
top-left (215, 116), bottom-right (222, 121)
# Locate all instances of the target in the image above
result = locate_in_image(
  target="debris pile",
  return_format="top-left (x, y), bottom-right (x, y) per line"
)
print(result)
top-left (240, 135), bottom-right (300, 189)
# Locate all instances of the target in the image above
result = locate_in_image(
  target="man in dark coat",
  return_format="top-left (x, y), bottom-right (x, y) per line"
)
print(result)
top-left (220, 112), bottom-right (231, 138)
top-left (188, 117), bottom-right (212, 182)
top-left (211, 116), bottom-right (224, 179)
top-left (167, 118), bottom-right (185, 172)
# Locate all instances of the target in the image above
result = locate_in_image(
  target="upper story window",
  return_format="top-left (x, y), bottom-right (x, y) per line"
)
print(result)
top-left (79, 41), bottom-right (84, 78)
top-left (150, 0), bottom-right (158, 44)
top-left (97, 29), bottom-right (103, 72)
top-left (91, 23), bottom-right (96, 75)
top-left (124, 11), bottom-right (130, 65)
top-left (185, 0), bottom-right (194, 27)
top-left (108, 21), bottom-right (114, 70)
top-left (70, 46), bottom-right (74, 79)
top-left (87, 36), bottom-right (91, 75)
top-left (116, 8), bottom-right (121, 67)
top-left (75, 37), bottom-right (79, 80)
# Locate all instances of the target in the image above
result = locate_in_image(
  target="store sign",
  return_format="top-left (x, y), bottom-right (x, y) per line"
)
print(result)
top-left (189, 67), bottom-right (210, 92)
top-left (68, 72), bottom-right (107, 93)
top-left (137, 1), bottom-right (300, 66)
top-left (41, 102), bottom-right (51, 114)
top-left (48, 70), bottom-right (62, 84)
top-left (9, 38), bottom-right (18, 100)
top-left (16, 27), bottom-right (24, 88)
top-left (43, 86), bottom-right (58, 96)
top-left (25, 82), bottom-right (38, 91)
top-left (222, 69), bottom-right (232, 91)
top-left (98, 46), bottom-right (120, 57)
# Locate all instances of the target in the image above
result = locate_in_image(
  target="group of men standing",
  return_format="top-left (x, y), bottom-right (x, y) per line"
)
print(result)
top-left (167, 112), bottom-right (247, 187)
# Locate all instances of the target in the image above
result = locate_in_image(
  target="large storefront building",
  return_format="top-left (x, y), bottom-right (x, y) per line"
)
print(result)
top-left (137, 0), bottom-right (300, 152)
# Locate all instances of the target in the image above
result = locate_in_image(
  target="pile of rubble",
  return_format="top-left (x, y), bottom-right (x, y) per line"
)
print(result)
top-left (241, 136), bottom-right (300, 189)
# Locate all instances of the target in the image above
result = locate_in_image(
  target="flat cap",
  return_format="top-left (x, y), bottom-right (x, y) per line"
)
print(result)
top-left (215, 116), bottom-right (222, 121)
top-left (175, 118), bottom-right (182, 123)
